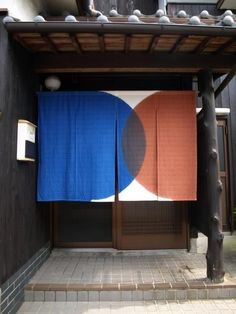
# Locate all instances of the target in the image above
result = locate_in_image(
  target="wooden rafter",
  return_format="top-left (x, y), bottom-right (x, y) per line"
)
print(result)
top-left (13, 35), bottom-right (31, 51)
top-left (170, 35), bottom-right (187, 53)
top-left (193, 37), bottom-right (211, 54)
top-left (69, 34), bottom-right (82, 53)
top-left (215, 38), bottom-right (236, 55)
top-left (125, 35), bottom-right (131, 53)
top-left (148, 36), bottom-right (160, 53)
top-left (41, 34), bottom-right (58, 53)
top-left (98, 34), bottom-right (105, 52)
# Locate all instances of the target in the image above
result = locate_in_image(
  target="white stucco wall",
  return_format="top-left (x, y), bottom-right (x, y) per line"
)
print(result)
top-left (0, 0), bottom-right (46, 21)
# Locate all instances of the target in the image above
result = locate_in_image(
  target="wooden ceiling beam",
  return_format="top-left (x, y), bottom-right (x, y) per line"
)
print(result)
top-left (34, 52), bottom-right (236, 74)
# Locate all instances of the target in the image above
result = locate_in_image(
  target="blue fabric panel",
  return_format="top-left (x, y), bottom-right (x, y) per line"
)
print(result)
top-left (37, 92), bottom-right (116, 201)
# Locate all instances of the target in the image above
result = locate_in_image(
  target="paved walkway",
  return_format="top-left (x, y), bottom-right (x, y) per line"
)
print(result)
top-left (17, 234), bottom-right (236, 313)
top-left (223, 234), bottom-right (236, 279)
top-left (25, 234), bottom-right (236, 286)
top-left (28, 249), bottom-right (207, 285)
top-left (18, 299), bottom-right (236, 313)
top-left (24, 235), bottom-right (236, 284)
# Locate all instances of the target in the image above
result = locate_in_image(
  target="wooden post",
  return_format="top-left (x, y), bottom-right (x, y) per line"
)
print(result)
top-left (198, 69), bottom-right (225, 283)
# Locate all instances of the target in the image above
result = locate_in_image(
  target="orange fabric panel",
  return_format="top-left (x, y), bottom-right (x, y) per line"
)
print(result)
top-left (156, 91), bottom-right (197, 200)
top-left (135, 95), bottom-right (157, 195)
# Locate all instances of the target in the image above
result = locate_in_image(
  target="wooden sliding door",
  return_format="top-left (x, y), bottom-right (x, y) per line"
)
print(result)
top-left (54, 202), bottom-right (113, 248)
top-left (53, 201), bottom-right (188, 249)
top-left (115, 201), bottom-right (188, 249)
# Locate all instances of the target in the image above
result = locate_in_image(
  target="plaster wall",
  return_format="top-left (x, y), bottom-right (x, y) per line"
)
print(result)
top-left (0, 0), bottom-right (46, 21)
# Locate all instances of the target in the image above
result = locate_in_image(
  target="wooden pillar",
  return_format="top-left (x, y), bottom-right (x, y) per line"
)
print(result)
top-left (198, 69), bottom-right (225, 283)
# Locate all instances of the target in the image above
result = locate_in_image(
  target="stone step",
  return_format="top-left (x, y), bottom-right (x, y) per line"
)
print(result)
top-left (24, 280), bottom-right (236, 302)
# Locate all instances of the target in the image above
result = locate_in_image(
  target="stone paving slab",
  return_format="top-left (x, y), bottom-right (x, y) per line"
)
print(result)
top-left (17, 299), bottom-right (236, 313)
top-left (24, 248), bottom-right (236, 302)
top-left (27, 250), bottom-right (208, 285)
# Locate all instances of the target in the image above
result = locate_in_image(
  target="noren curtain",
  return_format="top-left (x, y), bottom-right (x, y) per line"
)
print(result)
top-left (37, 92), bottom-right (117, 201)
top-left (117, 91), bottom-right (197, 201)
top-left (37, 91), bottom-right (196, 202)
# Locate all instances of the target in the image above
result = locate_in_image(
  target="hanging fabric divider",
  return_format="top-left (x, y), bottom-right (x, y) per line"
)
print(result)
top-left (157, 92), bottom-right (197, 200)
top-left (117, 91), bottom-right (197, 201)
top-left (117, 91), bottom-right (158, 201)
top-left (37, 92), bottom-right (117, 201)
top-left (37, 91), bottom-right (197, 202)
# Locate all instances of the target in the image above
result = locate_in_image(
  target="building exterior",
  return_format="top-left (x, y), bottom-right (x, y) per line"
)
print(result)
top-left (0, 0), bottom-right (236, 312)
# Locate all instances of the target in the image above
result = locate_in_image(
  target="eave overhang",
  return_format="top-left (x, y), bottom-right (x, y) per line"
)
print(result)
top-left (4, 19), bottom-right (236, 74)
top-left (5, 20), bottom-right (236, 36)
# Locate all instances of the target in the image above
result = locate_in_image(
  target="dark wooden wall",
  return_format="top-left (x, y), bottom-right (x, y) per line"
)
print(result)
top-left (0, 14), bottom-right (50, 285)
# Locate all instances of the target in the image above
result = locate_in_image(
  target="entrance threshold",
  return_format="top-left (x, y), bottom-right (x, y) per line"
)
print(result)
top-left (52, 248), bottom-right (187, 254)
top-left (24, 238), bottom-right (236, 302)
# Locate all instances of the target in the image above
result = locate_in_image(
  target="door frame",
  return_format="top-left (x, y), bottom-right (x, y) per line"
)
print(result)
top-left (217, 115), bottom-right (233, 231)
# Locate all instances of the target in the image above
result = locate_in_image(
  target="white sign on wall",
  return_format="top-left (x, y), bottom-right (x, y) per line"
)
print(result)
top-left (17, 120), bottom-right (36, 161)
